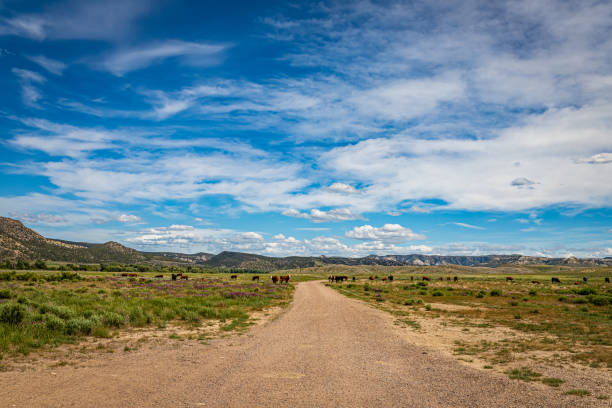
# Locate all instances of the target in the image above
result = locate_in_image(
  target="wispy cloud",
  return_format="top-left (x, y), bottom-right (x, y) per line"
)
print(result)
top-left (12, 68), bottom-right (46, 108)
top-left (451, 222), bottom-right (485, 230)
top-left (99, 40), bottom-right (228, 76)
top-left (27, 55), bottom-right (67, 75)
top-left (0, 0), bottom-right (151, 40)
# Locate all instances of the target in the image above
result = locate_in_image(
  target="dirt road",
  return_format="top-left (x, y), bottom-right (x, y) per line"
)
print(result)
top-left (0, 281), bottom-right (595, 407)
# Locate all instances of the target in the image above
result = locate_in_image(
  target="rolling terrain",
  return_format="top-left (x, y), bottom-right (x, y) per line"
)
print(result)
top-left (1, 217), bottom-right (611, 269)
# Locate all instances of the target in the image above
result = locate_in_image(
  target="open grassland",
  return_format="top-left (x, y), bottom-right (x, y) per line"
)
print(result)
top-left (0, 270), bottom-right (293, 364)
top-left (316, 265), bottom-right (612, 400)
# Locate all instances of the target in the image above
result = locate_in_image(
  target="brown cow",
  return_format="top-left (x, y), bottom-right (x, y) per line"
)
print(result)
top-left (422, 276), bottom-right (430, 281)
top-left (410, 276), bottom-right (414, 281)
top-left (439, 277), bottom-right (443, 281)
top-left (574, 281), bottom-right (581, 285)
top-left (453, 276), bottom-right (458, 282)
top-left (506, 277), bottom-right (514, 282)
top-left (369, 276), bottom-right (375, 281)
top-left (280, 275), bottom-right (290, 283)
top-left (446, 277), bottom-right (451, 281)
top-left (180, 275), bottom-right (189, 280)
top-left (531, 280), bottom-right (540, 284)
top-left (230, 275), bottom-right (238, 280)
top-left (272, 275), bottom-right (279, 284)
top-left (382, 277), bottom-right (388, 282)
top-left (154, 274), bottom-right (163, 279)
top-left (252, 276), bottom-right (260, 281)
top-left (128, 273), bottom-right (138, 277)
top-left (121, 273), bottom-right (128, 277)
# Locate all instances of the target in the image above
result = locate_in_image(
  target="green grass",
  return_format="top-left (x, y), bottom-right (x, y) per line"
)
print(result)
top-left (506, 367), bottom-right (542, 382)
top-left (541, 377), bottom-right (565, 387)
top-left (0, 271), bottom-right (293, 355)
top-left (563, 389), bottom-right (591, 397)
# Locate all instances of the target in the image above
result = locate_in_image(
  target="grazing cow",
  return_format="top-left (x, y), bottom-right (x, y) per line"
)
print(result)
top-left (388, 275), bottom-right (394, 282)
top-left (154, 274), bottom-right (163, 279)
top-left (410, 276), bottom-right (414, 281)
top-left (453, 276), bottom-right (458, 282)
top-left (334, 275), bottom-right (347, 283)
top-left (128, 273), bottom-right (138, 277)
top-left (382, 277), bottom-right (388, 282)
top-left (583, 277), bottom-right (588, 283)
top-left (180, 275), bottom-right (189, 280)
top-left (121, 273), bottom-right (128, 277)
top-left (369, 276), bottom-right (375, 281)
top-left (506, 277), bottom-right (514, 282)
top-left (352, 276), bottom-right (356, 281)
top-left (272, 275), bottom-right (279, 284)
top-left (422, 276), bottom-right (430, 281)
top-left (439, 277), bottom-right (444, 281)
top-left (171, 273), bottom-right (177, 281)
top-left (280, 275), bottom-right (290, 283)
top-left (531, 280), bottom-right (540, 284)
top-left (252, 276), bottom-right (259, 281)
top-left (328, 275), bottom-right (335, 283)
top-left (574, 281), bottom-right (581, 285)
top-left (606, 277), bottom-right (610, 283)
top-left (447, 277), bottom-right (451, 281)
top-left (552, 277), bottom-right (561, 283)
top-left (230, 275), bottom-right (238, 280)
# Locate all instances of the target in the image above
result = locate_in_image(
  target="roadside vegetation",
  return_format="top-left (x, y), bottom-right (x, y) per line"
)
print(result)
top-left (319, 264), bottom-right (612, 400)
top-left (0, 271), bottom-right (293, 358)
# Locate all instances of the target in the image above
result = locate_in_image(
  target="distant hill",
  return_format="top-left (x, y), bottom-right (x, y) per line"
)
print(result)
top-left (1, 217), bottom-right (611, 268)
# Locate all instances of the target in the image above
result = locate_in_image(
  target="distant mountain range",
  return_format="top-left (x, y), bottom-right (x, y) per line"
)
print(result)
top-left (1, 217), bottom-right (610, 269)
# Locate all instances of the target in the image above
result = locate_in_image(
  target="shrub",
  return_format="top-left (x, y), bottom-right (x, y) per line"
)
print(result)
top-left (432, 290), bottom-right (444, 297)
top-left (573, 298), bottom-right (587, 304)
top-left (0, 289), bottom-right (13, 299)
top-left (528, 289), bottom-right (537, 296)
top-left (589, 296), bottom-right (610, 306)
top-left (542, 377), bottom-right (565, 387)
top-left (574, 288), bottom-right (597, 296)
top-left (476, 291), bottom-right (485, 298)
top-left (558, 296), bottom-right (567, 302)
top-left (65, 317), bottom-right (96, 335)
top-left (490, 289), bottom-right (502, 297)
top-left (44, 314), bottom-right (66, 331)
top-left (101, 311), bottom-right (124, 328)
top-left (563, 389), bottom-right (591, 397)
top-left (0, 303), bottom-right (27, 324)
top-left (509, 301), bottom-right (519, 306)
top-left (416, 281), bottom-right (428, 287)
top-left (425, 304), bottom-right (432, 311)
top-left (506, 367), bottom-right (542, 382)
top-left (39, 304), bottom-right (75, 319)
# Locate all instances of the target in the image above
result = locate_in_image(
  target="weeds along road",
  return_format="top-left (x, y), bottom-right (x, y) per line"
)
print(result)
top-left (1, 281), bottom-right (590, 407)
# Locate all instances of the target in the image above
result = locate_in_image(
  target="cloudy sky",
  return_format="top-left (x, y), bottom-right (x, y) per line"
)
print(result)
top-left (0, 0), bottom-right (611, 258)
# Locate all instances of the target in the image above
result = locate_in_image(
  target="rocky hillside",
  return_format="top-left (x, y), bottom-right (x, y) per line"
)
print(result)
top-left (1, 217), bottom-right (610, 268)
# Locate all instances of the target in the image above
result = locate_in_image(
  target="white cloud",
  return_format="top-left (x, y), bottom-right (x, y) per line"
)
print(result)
top-left (327, 182), bottom-right (358, 194)
top-left (511, 177), bottom-right (537, 189)
top-left (282, 208), bottom-right (361, 223)
top-left (451, 222), bottom-right (485, 230)
top-left (345, 224), bottom-right (425, 243)
top-left (116, 214), bottom-right (142, 223)
top-left (100, 40), bottom-right (228, 76)
top-left (0, 0), bottom-right (151, 40)
top-left (27, 55), bottom-right (67, 75)
top-left (575, 153), bottom-right (612, 164)
top-left (12, 68), bottom-right (45, 108)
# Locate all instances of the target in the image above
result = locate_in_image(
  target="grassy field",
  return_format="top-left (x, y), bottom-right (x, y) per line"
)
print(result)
top-left (314, 264), bottom-right (612, 398)
top-left (0, 270), bottom-right (293, 357)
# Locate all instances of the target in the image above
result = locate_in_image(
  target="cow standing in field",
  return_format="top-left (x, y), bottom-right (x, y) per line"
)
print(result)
top-left (171, 274), bottom-right (177, 281)
top-left (606, 277), bottom-right (610, 283)
top-left (230, 275), bottom-right (238, 280)
top-left (410, 276), bottom-right (414, 281)
top-left (180, 275), bottom-right (189, 280)
top-left (280, 275), bottom-right (290, 283)
top-left (506, 277), bottom-right (514, 282)
top-left (388, 275), bottom-right (394, 282)
top-left (252, 276), bottom-right (259, 281)
top-left (439, 277), bottom-right (443, 281)
top-left (552, 277), bottom-right (561, 283)
top-left (382, 277), bottom-right (387, 282)
top-left (422, 276), bottom-right (430, 281)
top-left (583, 277), bottom-right (588, 283)
top-left (154, 274), bottom-right (163, 279)
top-left (369, 276), bottom-right (375, 281)
top-left (531, 280), bottom-right (540, 284)
top-left (453, 276), bottom-right (458, 282)
top-left (272, 276), bottom-right (279, 284)
top-left (447, 277), bottom-right (451, 281)
top-left (328, 276), bottom-right (334, 283)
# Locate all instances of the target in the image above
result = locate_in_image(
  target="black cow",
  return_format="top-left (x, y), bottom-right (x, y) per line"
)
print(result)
top-left (583, 277), bottom-right (587, 283)
top-left (605, 277), bottom-right (610, 283)
top-left (552, 277), bottom-right (561, 283)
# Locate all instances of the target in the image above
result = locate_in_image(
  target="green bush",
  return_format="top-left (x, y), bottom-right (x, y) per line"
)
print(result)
top-left (588, 296), bottom-right (610, 306)
top-left (574, 288), bottom-right (597, 296)
top-left (0, 303), bottom-right (27, 324)
top-left (65, 317), bottom-right (97, 335)
top-left (476, 291), bottom-right (485, 298)
top-left (432, 290), bottom-right (444, 297)
top-left (490, 289), bottom-right (502, 296)
top-left (44, 314), bottom-right (66, 331)
top-left (0, 289), bottom-right (13, 299)
top-left (39, 304), bottom-right (75, 319)
top-left (101, 311), bottom-right (124, 327)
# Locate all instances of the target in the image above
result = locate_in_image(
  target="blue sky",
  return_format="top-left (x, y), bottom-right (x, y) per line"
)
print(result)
top-left (0, 0), bottom-right (611, 257)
